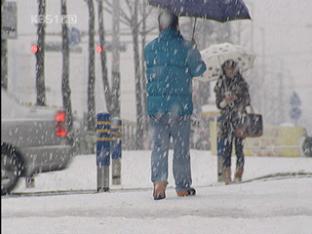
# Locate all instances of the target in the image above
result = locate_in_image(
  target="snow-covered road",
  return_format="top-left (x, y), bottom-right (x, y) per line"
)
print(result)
top-left (2, 151), bottom-right (312, 234)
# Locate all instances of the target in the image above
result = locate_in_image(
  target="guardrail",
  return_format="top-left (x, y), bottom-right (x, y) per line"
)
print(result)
top-left (75, 115), bottom-right (211, 153)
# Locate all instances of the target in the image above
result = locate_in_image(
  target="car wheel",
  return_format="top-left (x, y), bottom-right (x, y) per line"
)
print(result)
top-left (1, 145), bottom-right (24, 195)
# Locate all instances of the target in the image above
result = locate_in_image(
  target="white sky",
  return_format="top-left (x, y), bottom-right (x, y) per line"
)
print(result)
top-left (244, 0), bottom-right (312, 131)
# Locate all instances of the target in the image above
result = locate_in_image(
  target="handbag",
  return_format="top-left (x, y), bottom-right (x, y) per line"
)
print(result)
top-left (235, 106), bottom-right (263, 138)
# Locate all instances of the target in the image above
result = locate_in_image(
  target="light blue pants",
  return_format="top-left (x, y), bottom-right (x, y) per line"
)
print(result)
top-left (150, 114), bottom-right (192, 192)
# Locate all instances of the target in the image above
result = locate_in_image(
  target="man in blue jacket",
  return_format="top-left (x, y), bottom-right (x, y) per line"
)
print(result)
top-left (144, 10), bottom-right (206, 200)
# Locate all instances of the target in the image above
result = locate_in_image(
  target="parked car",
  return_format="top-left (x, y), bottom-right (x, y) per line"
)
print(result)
top-left (1, 89), bottom-right (74, 195)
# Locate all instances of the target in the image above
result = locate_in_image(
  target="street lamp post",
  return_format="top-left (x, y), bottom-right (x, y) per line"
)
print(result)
top-left (258, 26), bottom-right (266, 115)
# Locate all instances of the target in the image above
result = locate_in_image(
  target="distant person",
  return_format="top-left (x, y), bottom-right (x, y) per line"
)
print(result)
top-left (302, 134), bottom-right (312, 157)
top-left (144, 10), bottom-right (206, 200)
top-left (214, 60), bottom-right (251, 184)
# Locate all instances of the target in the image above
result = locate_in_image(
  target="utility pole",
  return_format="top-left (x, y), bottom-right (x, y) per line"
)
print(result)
top-left (141, 0), bottom-right (148, 148)
top-left (86, 0), bottom-right (96, 131)
top-left (1, 0), bottom-right (8, 90)
top-left (111, 0), bottom-right (122, 184)
top-left (36, 0), bottom-right (46, 106)
top-left (245, 0), bottom-right (254, 51)
top-left (277, 61), bottom-right (285, 124)
top-left (111, 0), bottom-right (121, 117)
top-left (259, 27), bottom-right (266, 115)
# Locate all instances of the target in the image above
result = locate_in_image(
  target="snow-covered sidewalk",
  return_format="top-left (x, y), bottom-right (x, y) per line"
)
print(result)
top-left (2, 178), bottom-right (312, 234)
top-left (2, 151), bottom-right (312, 234)
top-left (10, 150), bottom-right (312, 192)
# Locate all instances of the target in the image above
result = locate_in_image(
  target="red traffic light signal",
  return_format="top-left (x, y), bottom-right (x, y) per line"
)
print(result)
top-left (31, 44), bottom-right (39, 54)
top-left (96, 44), bottom-right (105, 53)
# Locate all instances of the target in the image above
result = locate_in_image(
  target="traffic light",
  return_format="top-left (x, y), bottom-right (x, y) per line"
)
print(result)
top-left (96, 44), bottom-right (105, 53)
top-left (31, 44), bottom-right (39, 54)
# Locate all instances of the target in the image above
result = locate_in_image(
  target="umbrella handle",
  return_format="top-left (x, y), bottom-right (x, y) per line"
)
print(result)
top-left (192, 17), bottom-right (197, 43)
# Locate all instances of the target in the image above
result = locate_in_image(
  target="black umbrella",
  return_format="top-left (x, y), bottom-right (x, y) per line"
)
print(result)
top-left (148, 0), bottom-right (251, 39)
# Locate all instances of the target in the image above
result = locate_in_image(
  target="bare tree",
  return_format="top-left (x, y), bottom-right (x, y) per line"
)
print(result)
top-left (61, 0), bottom-right (73, 141)
top-left (85, 0), bottom-right (96, 131)
top-left (111, 0), bottom-right (121, 118)
top-left (36, 0), bottom-right (46, 106)
top-left (1, 0), bottom-right (8, 90)
top-left (97, 0), bottom-right (123, 118)
top-left (104, 0), bottom-right (155, 149)
top-left (97, 0), bottom-right (113, 114)
top-left (131, 0), bottom-right (144, 149)
top-left (140, 0), bottom-right (149, 146)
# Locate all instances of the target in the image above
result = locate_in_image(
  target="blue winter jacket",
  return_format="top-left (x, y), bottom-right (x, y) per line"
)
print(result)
top-left (144, 28), bottom-right (207, 116)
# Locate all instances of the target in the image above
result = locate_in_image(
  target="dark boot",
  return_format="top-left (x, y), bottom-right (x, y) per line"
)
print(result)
top-left (176, 187), bottom-right (196, 197)
top-left (223, 167), bottom-right (232, 185)
top-left (234, 166), bottom-right (244, 183)
top-left (153, 181), bottom-right (168, 200)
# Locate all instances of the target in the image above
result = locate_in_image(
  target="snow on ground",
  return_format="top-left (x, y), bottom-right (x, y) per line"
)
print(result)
top-left (2, 151), bottom-right (312, 234)
top-left (10, 150), bottom-right (312, 192)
